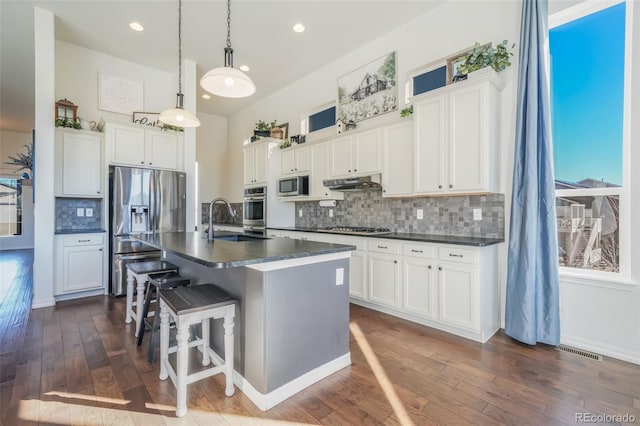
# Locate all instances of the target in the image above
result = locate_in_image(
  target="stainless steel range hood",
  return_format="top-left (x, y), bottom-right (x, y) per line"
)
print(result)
top-left (323, 174), bottom-right (382, 191)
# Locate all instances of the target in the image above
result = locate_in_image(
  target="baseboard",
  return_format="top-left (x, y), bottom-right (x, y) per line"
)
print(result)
top-left (31, 298), bottom-right (55, 309)
top-left (54, 288), bottom-right (105, 303)
top-left (561, 335), bottom-right (640, 365)
top-left (233, 352), bottom-right (352, 411)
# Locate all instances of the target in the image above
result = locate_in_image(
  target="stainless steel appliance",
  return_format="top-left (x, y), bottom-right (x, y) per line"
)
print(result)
top-left (316, 226), bottom-right (392, 236)
top-left (109, 166), bottom-right (186, 295)
top-left (277, 175), bottom-right (309, 196)
top-left (243, 186), bottom-right (266, 234)
top-left (323, 174), bottom-right (382, 191)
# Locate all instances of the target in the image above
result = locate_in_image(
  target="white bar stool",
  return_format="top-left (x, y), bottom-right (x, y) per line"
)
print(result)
top-left (158, 284), bottom-right (237, 418)
top-left (125, 260), bottom-right (177, 336)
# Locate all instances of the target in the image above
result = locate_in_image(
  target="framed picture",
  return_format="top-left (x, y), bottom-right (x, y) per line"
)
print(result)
top-left (337, 51), bottom-right (397, 124)
top-left (446, 43), bottom-right (491, 84)
top-left (98, 72), bottom-right (144, 115)
top-left (133, 112), bottom-right (161, 128)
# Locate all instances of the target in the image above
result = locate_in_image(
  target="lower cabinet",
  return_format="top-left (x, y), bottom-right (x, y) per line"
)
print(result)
top-left (269, 228), bottom-right (500, 343)
top-left (55, 234), bottom-right (106, 297)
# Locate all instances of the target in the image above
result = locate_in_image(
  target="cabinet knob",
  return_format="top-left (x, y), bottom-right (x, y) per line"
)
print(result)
top-left (354, 169), bottom-right (357, 172)
top-left (428, 265), bottom-right (432, 269)
top-left (383, 189), bottom-right (386, 193)
top-left (141, 161), bottom-right (144, 164)
top-left (394, 260), bottom-right (397, 264)
top-left (149, 162), bottom-right (153, 165)
top-left (99, 248), bottom-right (103, 251)
top-left (438, 266), bottom-right (443, 271)
top-left (449, 184), bottom-right (453, 188)
top-left (96, 191), bottom-right (100, 194)
top-left (325, 193), bottom-right (328, 196)
top-left (438, 185), bottom-right (442, 189)
top-left (348, 169), bottom-right (351, 173)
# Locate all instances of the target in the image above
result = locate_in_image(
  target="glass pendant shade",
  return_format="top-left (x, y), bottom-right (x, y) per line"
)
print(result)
top-left (200, 47), bottom-right (256, 98)
top-left (160, 93), bottom-right (200, 127)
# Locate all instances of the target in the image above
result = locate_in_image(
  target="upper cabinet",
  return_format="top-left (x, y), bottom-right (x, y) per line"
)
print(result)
top-left (413, 75), bottom-right (501, 195)
top-left (329, 129), bottom-right (381, 178)
top-left (104, 122), bottom-right (184, 171)
top-left (280, 146), bottom-right (310, 175)
top-left (55, 128), bottom-right (104, 197)
top-left (382, 121), bottom-right (413, 197)
top-left (244, 142), bottom-right (268, 186)
top-left (309, 143), bottom-right (344, 200)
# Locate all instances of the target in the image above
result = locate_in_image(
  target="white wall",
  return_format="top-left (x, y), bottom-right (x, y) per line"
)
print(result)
top-left (196, 112), bottom-right (229, 206)
top-left (55, 40), bottom-right (176, 126)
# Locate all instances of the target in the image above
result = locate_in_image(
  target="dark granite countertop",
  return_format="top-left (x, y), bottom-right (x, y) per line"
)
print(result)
top-left (267, 227), bottom-right (503, 247)
top-left (132, 231), bottom-right (355, 268)
top-left (55, 229), bottom-right (107, 235)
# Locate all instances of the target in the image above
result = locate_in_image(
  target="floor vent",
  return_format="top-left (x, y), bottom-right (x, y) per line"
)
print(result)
top-left (556, 344), bottom-right (603, 361)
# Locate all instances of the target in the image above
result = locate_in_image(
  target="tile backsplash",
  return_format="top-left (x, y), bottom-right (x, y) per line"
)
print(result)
top-left (201, 202), bottom-right (243, 226)
top-left (55, 198), bottom-right (102, 232)
top-left (295, 191), bottom-right (504, 239)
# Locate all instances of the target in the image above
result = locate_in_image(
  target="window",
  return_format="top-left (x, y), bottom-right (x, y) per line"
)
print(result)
top-left (0, 178), bottom-right (22, 237)
top-left (550, 1), bottom-right (626, 273)
top-left (301, 104), bottom-right (336, 135)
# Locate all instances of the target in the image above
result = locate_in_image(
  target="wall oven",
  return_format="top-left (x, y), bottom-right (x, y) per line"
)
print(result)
top-left (243, 186), bottom-right (266, 234)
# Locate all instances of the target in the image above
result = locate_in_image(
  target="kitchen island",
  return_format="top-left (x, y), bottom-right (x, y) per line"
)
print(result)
top-left (133, 231), bottom-right (355, 411)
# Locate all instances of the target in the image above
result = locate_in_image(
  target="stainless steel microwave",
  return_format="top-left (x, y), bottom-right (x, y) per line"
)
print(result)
top-left (278, 175), bottom-right (309, 196)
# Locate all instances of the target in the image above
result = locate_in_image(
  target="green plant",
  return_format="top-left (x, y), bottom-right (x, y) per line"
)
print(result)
top-left (279, 139), bottom-right (292, 149)
top-left (457, 40), bottom-right (515, 75)
top-left (255, 120), bottom-right (277, 131)
top-left (400, 105), bottom-right (413, 117)
top-left (4, 143), bottom-right (33, 174)
top-left (55, 117), bottom-right (81, 129)
top-left (160, 123), bottom-right (184, 132)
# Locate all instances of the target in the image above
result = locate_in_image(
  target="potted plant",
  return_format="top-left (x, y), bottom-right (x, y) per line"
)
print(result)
top-left (254, 120), bottom-right (277, 138)
top-left (4, 143), bottom-right (33, 178)
top-left (456, 40), bottom-right (515, 81)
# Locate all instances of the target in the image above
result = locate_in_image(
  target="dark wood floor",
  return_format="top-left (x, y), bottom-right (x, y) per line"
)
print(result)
top-left (1, 250), bottom-right (639, 425)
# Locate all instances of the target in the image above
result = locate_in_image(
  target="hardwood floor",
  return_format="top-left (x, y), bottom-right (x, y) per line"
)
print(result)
top-left (1, 249), bottom-right (639, 425)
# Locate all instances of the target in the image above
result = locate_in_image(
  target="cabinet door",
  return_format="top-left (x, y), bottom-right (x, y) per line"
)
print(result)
top-left (368, 253), bottom-right (401, 308)
top-left (349, 250), bottom-right (367, 300)
top-left (295, 146), bottom-right (310, 173)
top-left (63, 245), bottom-right (104, 293)
top-left (449, 84), bottom-right (486, 192)
top-left (254, 144), bottom-right (268, 184)
top-left (353, 130), bottom-right (381, 175)
top-left (281, 149), bottom-right (295, 175)
top-left (111, 125), bottom-right (146, 166)
top-left (243, 147), bottom-right (255, 185)
top-left (438, 263), bottom-right (478, 330)
top-left (414, 95), bottom-right (446, 194)
top-left (310, 144), bottom-right (330, 198)
top-left (403, 257), bottom-right (437, 319)
top-left (146, 131), bottom-right (180, 170)
top-left (329, 136), bottom-right (353, 177)
top-left (382, 122), bottom-right (413, 197)
top-left (61, 132), bottom-right (103, 197)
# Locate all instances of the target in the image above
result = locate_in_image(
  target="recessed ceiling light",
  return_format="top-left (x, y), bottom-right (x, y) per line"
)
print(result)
top-left (129, 22), bottom-right (144, 32)
top-left (202, 94), bottom-right (211, 100)
top-left (239, 65), bottom-right (250, 72)
top-left (292, 23), bottom-right (305, 33)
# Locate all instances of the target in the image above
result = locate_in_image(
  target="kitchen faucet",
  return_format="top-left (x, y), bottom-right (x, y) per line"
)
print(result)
top-left (208, 198), bottom-right (236, 240)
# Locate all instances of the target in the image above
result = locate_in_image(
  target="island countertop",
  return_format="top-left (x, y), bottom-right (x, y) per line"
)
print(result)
top-left (132, 231), bottom-right (355, 268)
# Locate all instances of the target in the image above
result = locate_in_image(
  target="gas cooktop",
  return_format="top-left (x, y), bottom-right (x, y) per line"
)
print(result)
top-left (316, 226), bottom-right (392, 236)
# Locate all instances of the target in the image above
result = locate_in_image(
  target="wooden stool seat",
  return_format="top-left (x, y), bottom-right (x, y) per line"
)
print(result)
top-left (125, 260), bottom-right (178, 337)
top-left (159, 284), bottom-right (237, 417)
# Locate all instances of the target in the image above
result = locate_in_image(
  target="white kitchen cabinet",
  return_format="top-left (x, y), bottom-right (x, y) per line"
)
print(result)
top-left (55, 128), bottom-right (104, 197)
top-left (437, 262), bottom-right (478, 330)
top-left (55, 234), bottom-right (106, 297)
top-left (244, 142), bottom-right (268, 186)
top-left (105, 122), bottom-right (183, 170)
top-left (329, 130), bottom-right (381, 178)
top-left (413, 74), bottom-right (500, 195)
top-left (382, 121), bottom-right (413, 197)
top-left (368, 252), bottom-right (401, 308)
top-left (280, 146), bottom-right (309, 175)
top-left (349, 251), bottom-right (367, 300)
top-left (309, 143), bottom-right (344, 200)
top-left (403, 256), bottom-right (437, 319)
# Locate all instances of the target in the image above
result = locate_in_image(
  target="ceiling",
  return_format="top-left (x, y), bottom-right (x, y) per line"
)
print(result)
top-left (0, 1), bottom-right (443, 133)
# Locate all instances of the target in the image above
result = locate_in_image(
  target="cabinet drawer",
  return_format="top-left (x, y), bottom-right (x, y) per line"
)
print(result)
top-left (368, 239), bottom-right (400, 255)
top-left (438, 246), bottom-right (477, 265)
top-left (63, 235), bottom-right (104, 247)
top-left (403, 243), bottom-right (435, 259)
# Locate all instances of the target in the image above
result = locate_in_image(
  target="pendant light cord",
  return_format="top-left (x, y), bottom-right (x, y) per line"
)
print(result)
top-left (226, 0), bottom-right (232, 48)
top-left (178, 0), bottom-right (183, 94)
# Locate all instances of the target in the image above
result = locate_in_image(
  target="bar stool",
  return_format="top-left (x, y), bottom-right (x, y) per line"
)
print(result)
top-left (125, 260), bottom-right (178, 337)
top-left (159, 284), bottom-right (237, 418)
top-left (137, 271), bottom-right (190, 364)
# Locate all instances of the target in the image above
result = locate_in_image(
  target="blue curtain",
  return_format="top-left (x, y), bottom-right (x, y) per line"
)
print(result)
top-left (505, 0), bottom-right (560, 346)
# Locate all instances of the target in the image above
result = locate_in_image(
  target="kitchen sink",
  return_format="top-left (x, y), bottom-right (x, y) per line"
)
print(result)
top-left (211, 233), bottom-right (270, 242)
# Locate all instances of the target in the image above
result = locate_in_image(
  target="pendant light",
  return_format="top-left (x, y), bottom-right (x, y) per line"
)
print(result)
top-left (160, 0), bottom-right (200, 128)
top-left (200, 0), bottom-right (256, 98)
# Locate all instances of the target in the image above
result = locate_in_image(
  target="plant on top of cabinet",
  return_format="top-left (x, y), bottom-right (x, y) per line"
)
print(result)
top-left (254, 119), bottom-right (277, 137)
top-left (456, 40), bottom-right (515, 76)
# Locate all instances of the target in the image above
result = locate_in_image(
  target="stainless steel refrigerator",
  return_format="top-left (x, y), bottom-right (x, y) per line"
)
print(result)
top-left (109, 166), bottom-right (186, 296)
